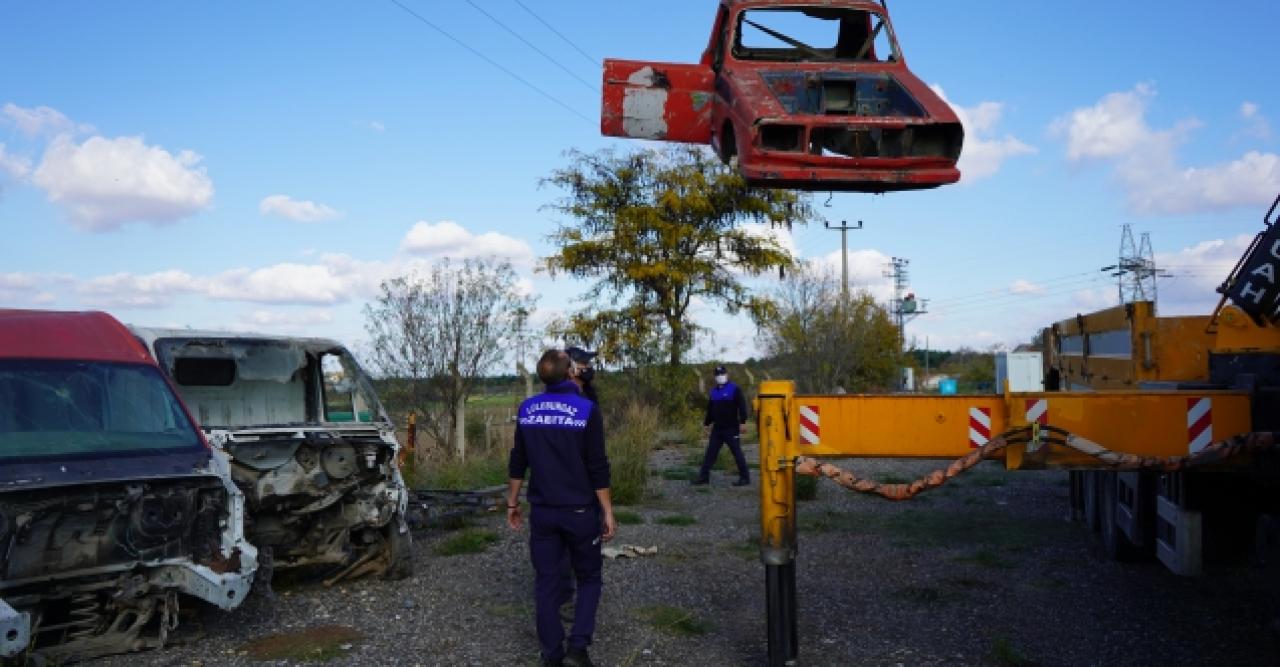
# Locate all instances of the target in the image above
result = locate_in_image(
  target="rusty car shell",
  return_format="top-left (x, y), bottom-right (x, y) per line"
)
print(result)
top-left (130, 328), bottom-right (412, 587)
top-left (602, 0), bottom-right (963, 192)
top-left (0, 310), bottom-right (256, 664)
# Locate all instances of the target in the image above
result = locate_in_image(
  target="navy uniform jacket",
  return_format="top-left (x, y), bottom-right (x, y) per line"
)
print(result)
top-left (704, 381), bottom-right (749, 431)
top-left (508, 380), bottom-right (610, 508)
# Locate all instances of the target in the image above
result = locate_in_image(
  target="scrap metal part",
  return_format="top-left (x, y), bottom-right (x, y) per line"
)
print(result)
top-left (0, 599), bottom-right (30, 659)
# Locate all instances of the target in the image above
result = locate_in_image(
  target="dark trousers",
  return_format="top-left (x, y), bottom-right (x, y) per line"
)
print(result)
top-left (698, 428), bottom-right (750, 481)
top-left (530, 505), bottom-right (603, 661)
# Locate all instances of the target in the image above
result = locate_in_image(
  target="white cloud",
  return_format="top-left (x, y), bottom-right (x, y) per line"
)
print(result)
top-left (400, 220), bottom-right (535, 266)
top-left (1054, 84), bottom-right (1279, 214)
top-left (931, 85), bottom-right (1036, 183)
top-left (259, 194), bottom-right (342, 223)
top-left (1053, 83), bottom-right (1166, 161)
top-left (76, 270), bottom-right (200, 308)
top-left (1239, 101), bottom-right (1273, 141)
top-left (236, 309), bottom-right (337, 333)
top-left (1130, 152), bottom-right (1280, 215)
top-left (0, 144), bottom-right (32, 179)
top-left (32, 135), bottom-right (214, 231)
top-left (14, 220), bottom-right (542, 314)
top-left (207, 262), bottom-right (358, 305)
top-left (2, 102), bottom-right (93, 137)
top-left (1009, 279), bottom-right (1045, 295)
top-left (1154, 234), bottom-right (1251, 313)
top-left (810, 247), bottom-right (896, 301)
top-left (0, 273), bottom-right (42, 304)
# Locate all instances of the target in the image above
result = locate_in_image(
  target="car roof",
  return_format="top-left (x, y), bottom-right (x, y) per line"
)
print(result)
top-left (129, 326), bottom-right (347, 353)
top-left (0, 309), bottom-right (154, 364)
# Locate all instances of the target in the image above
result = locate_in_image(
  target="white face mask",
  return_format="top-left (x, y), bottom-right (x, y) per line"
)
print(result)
top-left (714, 374), bottom-right (728, 385)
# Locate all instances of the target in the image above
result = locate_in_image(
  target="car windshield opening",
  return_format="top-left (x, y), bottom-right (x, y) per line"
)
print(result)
top-left (735, 7), bottom-right (899, 63)
top-left (0, 359), bottom-right (202, 461)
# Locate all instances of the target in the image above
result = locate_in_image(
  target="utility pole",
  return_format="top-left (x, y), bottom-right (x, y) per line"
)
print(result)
top-left (825, 220), bottom-right (863, 301)
top-left (883, 257), bottom-right (929, 350)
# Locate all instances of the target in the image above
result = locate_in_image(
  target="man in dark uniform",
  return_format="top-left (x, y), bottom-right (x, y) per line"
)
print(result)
top-left (507, 349), bottom-right (616, 667)
top-left (566, 346), bottom-right (599, 405)
top-left (692, 364), bottom-right (751, 487)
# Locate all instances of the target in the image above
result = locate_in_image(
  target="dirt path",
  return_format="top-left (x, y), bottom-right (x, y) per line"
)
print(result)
top-left (101, 445), bottom-right (1279, 666)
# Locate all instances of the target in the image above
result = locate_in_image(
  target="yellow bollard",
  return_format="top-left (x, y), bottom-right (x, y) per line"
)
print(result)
top-left (757, 380), bottom-right (798, 666)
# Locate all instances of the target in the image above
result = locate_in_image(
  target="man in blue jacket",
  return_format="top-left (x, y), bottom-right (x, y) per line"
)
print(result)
top-left (692, 364), bottom-right (751, 487)
top-left (507, 349), bottom-right (616, 667)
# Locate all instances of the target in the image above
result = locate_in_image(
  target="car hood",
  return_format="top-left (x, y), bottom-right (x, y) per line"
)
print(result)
top-left (0, 449), bottom-right (214, 490)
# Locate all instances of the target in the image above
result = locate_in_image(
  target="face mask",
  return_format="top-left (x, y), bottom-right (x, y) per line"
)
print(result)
top-left (578, 366), bottom-right (595, 384)
top-left (715, 374), bottom-right (728, 385)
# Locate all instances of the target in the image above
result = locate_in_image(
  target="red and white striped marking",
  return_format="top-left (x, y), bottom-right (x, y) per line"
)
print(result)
top-left (1025, 398), bottom-right (1049, 425)
top-left (1187, 397), bottom-right (1213, 453)
top-left (969, 407), bottom-right (991, 449)
top-left (799, 405), bottom-right (820, 446)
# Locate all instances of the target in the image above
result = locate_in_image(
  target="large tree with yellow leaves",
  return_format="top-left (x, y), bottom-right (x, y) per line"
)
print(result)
top-left (543, 146), bottom-right (815, 367)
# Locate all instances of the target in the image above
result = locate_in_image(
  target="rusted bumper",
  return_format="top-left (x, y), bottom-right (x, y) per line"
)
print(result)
top-left (740, 159), bottom-right (959, 192)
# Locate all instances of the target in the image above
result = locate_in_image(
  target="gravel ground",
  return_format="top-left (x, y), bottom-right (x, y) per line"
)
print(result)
top-left (97, 444), bottom-right (1279, 666)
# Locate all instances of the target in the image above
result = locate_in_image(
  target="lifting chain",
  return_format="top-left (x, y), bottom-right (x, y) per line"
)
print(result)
top-left (795, 429), bottom-right (1280, 501)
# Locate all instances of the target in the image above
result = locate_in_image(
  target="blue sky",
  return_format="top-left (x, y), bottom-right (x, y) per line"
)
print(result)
top-left (2, 0), bottom-right (1278, 364)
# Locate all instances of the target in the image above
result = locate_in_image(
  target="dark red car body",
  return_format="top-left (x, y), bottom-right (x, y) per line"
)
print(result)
top-left (602, 0), bottom-right (963, 192)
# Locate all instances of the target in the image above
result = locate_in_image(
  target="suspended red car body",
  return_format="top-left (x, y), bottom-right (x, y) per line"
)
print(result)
top-left (602, 0), bottom-right (964, 193)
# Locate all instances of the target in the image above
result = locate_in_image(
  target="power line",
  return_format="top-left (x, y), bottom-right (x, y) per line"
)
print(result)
top-left (929, 276), bottom-right (1113, 317)
top-left (929, 271), bottom-right (1102, 308)
top-left (462, 0), bottom-right (598, 93)
top-left (512, 0), bottom-right (599, 67)
top-left (929, 277), bottom-right (1115, 325)
top-left (387, 0), bottom-right (594, 125)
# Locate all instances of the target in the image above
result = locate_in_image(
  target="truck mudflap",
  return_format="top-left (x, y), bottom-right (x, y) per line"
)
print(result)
top-left (0, 598), bottom-right (30, 659)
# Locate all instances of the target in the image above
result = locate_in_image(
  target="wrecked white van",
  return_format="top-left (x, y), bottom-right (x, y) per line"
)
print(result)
top-left (0, 310), bottom-right (256, 664)
top-left (129, 329), bottom-right (412, 586)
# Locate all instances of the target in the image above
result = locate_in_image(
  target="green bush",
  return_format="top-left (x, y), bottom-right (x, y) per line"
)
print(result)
top-left (607, 401), bottom-right (658, 505)
top-left (419, 454), bottom-right (508, 490)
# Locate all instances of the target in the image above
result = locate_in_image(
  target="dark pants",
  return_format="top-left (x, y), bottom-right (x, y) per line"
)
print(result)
top-left (698, 428), bottom-right (750, 481)
top-left (530, 505), bottom-right (603, 661)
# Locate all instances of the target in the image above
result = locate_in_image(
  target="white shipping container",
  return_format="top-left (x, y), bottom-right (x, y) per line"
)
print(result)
top-left (995, 352), bottom-right (1044, 393)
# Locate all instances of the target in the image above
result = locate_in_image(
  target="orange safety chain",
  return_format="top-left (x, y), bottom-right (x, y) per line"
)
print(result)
top-left (1053, 429), bottom-right (1279, 472)
top-left (794, 430), bottom-right (1025, 501)
top-left (794, 430), bottom-right (1280, 502)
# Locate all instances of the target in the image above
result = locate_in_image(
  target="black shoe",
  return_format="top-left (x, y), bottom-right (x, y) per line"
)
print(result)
top-left (690, 477), bottom-right (710, 486)
top-left (563, 647), bottom-right (595, 667)
top-left (733, 478), bottom-right (751, 487)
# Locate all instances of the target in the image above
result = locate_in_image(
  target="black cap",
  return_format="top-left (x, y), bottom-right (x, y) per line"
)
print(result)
top-left (714, 365), bottom-right (727, 374)
top-left (566, 346), bottom-right (597, 364)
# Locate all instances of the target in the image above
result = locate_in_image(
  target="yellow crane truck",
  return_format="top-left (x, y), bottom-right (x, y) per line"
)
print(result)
top-left (756, 194), bottom-right (1280, 665)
